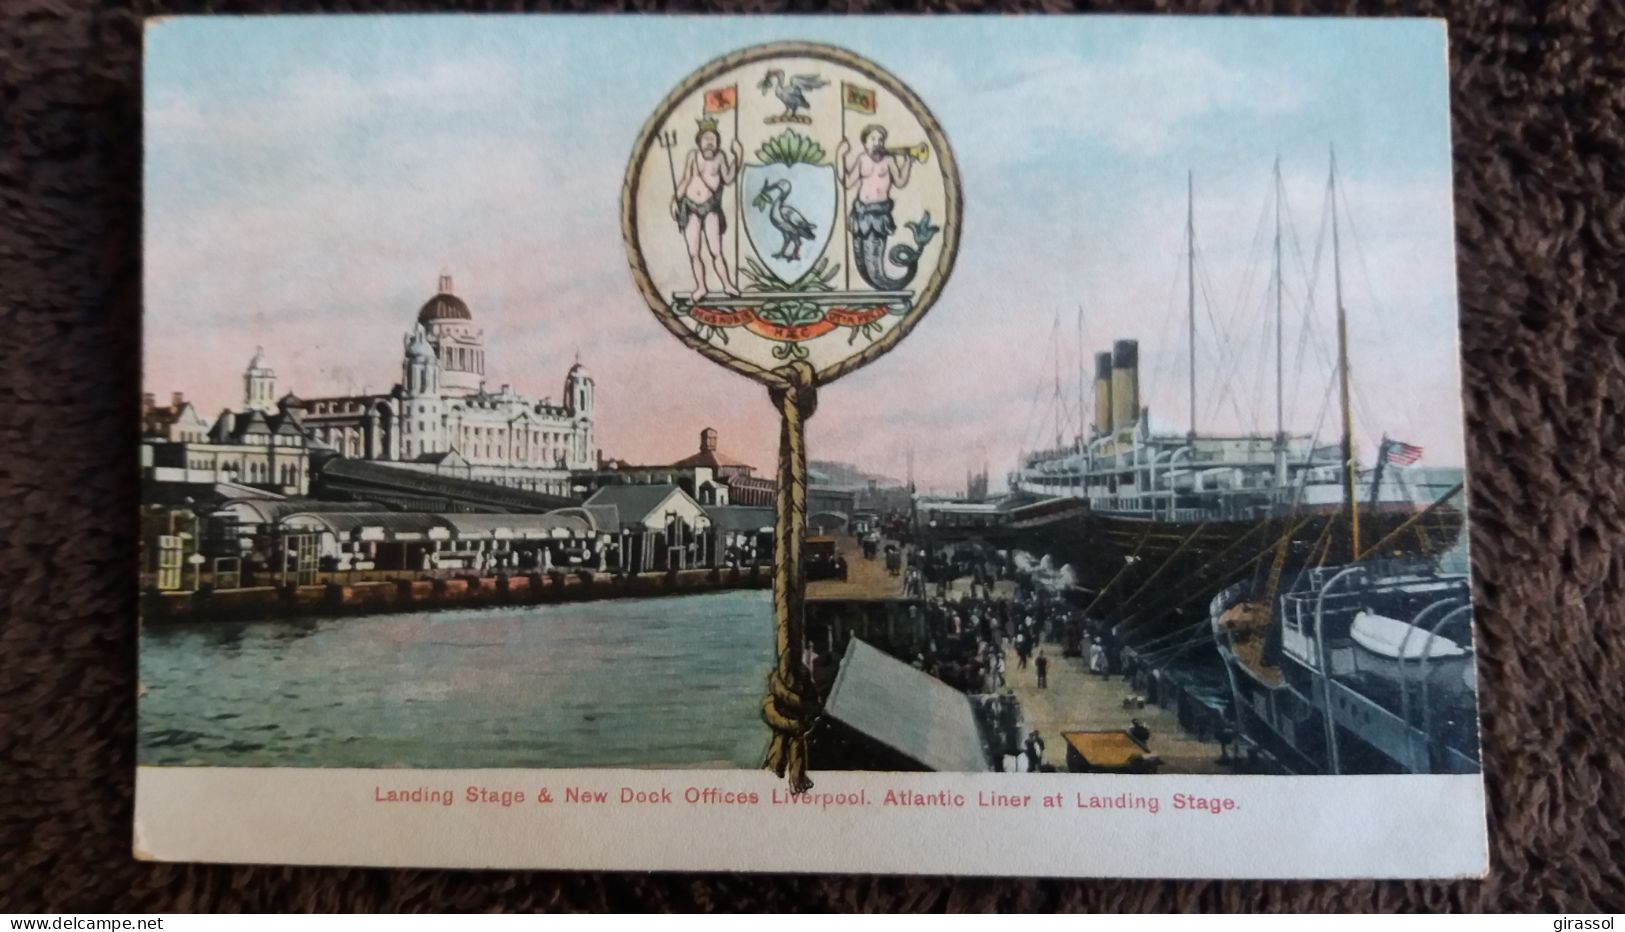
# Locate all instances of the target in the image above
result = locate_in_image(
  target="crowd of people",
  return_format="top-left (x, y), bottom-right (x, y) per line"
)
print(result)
top-left (894, 545), bottom-right (1161, 772)
top-left (898, 546), bottom-right (1117, 693)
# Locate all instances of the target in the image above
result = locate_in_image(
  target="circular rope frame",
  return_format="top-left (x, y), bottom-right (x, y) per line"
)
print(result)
top-left (621, 40), bottom-right (963, 390)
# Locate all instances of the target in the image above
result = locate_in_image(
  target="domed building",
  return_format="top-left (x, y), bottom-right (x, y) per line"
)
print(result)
top-left (260, 274), bottom-right (596, 496)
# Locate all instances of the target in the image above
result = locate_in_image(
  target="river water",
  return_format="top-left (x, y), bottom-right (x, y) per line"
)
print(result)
top-left (139, 589), bottom-right (775, 769)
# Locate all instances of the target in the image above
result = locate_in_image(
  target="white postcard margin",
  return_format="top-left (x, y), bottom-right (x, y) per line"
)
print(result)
top-left (135, 767), bottom-right (1488, 878)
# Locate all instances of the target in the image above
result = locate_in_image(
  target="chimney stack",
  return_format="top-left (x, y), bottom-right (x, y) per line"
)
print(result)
top-left (142, 392), bottom-right (155, 413)
top-left (1093, 352), bottom-right (1114, 435)
top-left (1110, 339), bottom-right (1140, 432)
top-left (171, 391), bottom-right (184, 409)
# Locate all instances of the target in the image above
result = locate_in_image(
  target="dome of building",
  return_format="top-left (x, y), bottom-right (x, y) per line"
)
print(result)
top-left (417, 274), bottom-right (472, 323)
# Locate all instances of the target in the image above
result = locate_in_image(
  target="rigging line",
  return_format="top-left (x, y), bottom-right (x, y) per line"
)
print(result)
top-left (1335, 180), bottom-right (1416, 451)
top-left (1355, 482), bottom-right (1464, 562)
top-left (1198, 228), bottom-right (1271, 434)
top-left (1121, 615), bottom-right (1212, 652)
top-left (1194, 254), bottom-right (1254, 432)
top-left (1016, 304), bottom-right (1055, 461)
top-left (1219, 183), bottom-right (1277, 431)
top-left (1139, 629), bottom-right (1220, 661)
top-left (1293, 174), bottom-right (1387, 459)
top-left (1014, 362), bottom-right (1050, 468)
top-left (1113, 518), bottom-right (1274, 622)
top-left (1280, 512), bottom-right (1339, 596)
top-left (1116, 517), bottom-right (1310, 637)
top-left (1144, 218), bottom-right (1189, 421)
top-left (1075, 304), bottom-right (1092, 444)
top-left (1152, 638), bottom-right (1223, 666)
top-left (1332, 195), bottom-right (1410, 457)
top-left (1113, 522), bottom-right (1211, 613)
top-left (1229, 181), bottom-right (1275, 330)
top-left (1081, 523), bottom-right (1158, 619)
top-left (1216, 184), bottom-right (1274, 413)
top-left (1286, 179), bottom-right (1331, 427)
top-left (1193, 229), bottom-right (1266, 433)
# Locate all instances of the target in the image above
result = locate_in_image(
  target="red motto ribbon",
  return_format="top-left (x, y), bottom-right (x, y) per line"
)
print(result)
top-left (690, 305), bottom-right (892, 342)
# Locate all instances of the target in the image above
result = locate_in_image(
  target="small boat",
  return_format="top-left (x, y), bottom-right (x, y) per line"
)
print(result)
top-left (1210, 558), bottom-right (1480, 775)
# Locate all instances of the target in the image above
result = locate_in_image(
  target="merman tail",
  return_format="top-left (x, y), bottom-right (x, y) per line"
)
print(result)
top-left (854, 233), bottom-right (919, 291)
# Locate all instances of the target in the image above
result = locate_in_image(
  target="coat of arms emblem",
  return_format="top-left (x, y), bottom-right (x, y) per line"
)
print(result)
top-left (624, 41), bottom-right (961, 380)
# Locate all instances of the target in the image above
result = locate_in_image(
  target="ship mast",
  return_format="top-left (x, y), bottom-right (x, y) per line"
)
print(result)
top-left (1330, 148), bottom-right (1360, 557)
top-left (1186, 170), bottom-right (1197, 441)
top-left (1076, 306), bottom-right (1085, 451)
top-left (1076, 305), bottom-right (1086, 497)
top-left (1273, 157), bottom-right (1287, 488)
top-left (1051, 311), bottom-right (1064, 449)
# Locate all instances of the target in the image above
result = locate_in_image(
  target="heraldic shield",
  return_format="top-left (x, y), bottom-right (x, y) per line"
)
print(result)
top-left (742, 157), bottom-right (838, 287)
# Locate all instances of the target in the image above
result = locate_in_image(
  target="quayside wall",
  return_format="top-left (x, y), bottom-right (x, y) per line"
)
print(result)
top-left (141, 566), bottom-right (772, 624)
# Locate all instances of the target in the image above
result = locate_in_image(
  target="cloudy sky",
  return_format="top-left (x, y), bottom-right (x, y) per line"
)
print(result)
top-left (145, 16), bottom-right (1465, 492)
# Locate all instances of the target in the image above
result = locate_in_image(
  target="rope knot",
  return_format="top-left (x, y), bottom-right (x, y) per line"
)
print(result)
top-left (762, 666), bottom-right (819, 794)
top-left (768, 360), bottom-right (819, 421)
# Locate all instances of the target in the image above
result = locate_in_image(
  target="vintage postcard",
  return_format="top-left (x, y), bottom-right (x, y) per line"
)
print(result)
top-left (136, 15), bottom-right (1487, 877)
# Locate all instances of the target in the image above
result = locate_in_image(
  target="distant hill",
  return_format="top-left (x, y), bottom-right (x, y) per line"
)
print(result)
top-left (808, 460), bottom-right (904, 490)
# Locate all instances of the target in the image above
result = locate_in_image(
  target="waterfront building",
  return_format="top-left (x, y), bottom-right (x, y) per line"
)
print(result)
top-left (582, 483), bottom-right (712, 572)
top-left (141, 392), bottom-right (211, 443)
top-left (247, 274), bottom-right (596, 496)
top-left (580, 427), bottom-right (858, 523)
top-left (142, 403), bottom-right (314, 496)
top-left (584, 428), bottom-right (762, 506)
top-left (703, 505), bottom-right (775, 568)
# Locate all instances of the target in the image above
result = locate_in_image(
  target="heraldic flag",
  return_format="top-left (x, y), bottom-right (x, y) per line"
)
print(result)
top-left (704, 85), bottom-right (738, 113)
top-left (842, 81), bottom-right (877, 114)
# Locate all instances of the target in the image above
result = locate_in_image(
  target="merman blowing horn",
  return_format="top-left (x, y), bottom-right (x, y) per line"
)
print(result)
top-left (837, 124), bottom-right (939, 291)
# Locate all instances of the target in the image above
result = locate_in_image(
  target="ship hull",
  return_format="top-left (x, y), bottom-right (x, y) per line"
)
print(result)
top-left (1025, 502), bottom-right (1465, 645)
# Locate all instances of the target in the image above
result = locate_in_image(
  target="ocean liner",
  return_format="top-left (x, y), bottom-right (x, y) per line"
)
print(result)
top-left (1005, 158), bottom-right (1464, 644)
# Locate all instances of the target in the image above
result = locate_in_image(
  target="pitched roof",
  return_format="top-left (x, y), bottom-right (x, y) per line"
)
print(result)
top-left (317, 457), bottom-right (576, 512)
top-left (670, 448), bottom-right (753, 470)
top-left (582, 483), bottom-right (694, 523)
top-left (703, 505), bottom-right (775, 534)
top-left (822, 639), bottom-right (991, 773)
top-left (411, 450), bottom-right (468, 466)
top-left (582, 504), bottom-right (619, 531)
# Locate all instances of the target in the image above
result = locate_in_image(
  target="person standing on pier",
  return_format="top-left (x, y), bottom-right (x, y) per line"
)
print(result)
top-left (1023, 730), bottom-right (1046, 772)
top-left (1089, 638), bottom-right (1108, 677)
top-left (1129, 718), bottom-right (1152, 744)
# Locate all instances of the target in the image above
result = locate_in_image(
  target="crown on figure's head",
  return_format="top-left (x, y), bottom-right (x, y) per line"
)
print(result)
top-left (696, 116), bottom-right (719, 134)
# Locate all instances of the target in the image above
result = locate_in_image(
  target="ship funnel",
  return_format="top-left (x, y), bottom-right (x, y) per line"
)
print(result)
top-left (1111, 339), bottom-right (1140, 431)
top-left (1093, 352), bottom-right (1114, 435)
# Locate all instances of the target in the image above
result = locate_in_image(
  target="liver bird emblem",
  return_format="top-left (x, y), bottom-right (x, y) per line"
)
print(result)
top-left (757, 70), bottom-right (827, 124)
top-left (752, 180), bottom-right (818, 261)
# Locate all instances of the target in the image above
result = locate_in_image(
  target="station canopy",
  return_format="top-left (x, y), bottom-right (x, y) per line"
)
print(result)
top-left (438, 511), bottom-right (596, 540)
top-left (279, 512), bottom-right (452, 541)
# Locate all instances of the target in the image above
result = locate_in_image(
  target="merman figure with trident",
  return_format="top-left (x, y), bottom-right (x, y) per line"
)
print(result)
top-left (661, 116), bottom-right (744, 298)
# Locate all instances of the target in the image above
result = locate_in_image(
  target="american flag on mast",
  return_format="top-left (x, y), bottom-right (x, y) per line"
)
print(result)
top-left (1384, 439), bottom-right (1425, 466)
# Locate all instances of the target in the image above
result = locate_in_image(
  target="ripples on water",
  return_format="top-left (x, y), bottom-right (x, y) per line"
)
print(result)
top-left (139, 590), bottom-right (776, 769)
